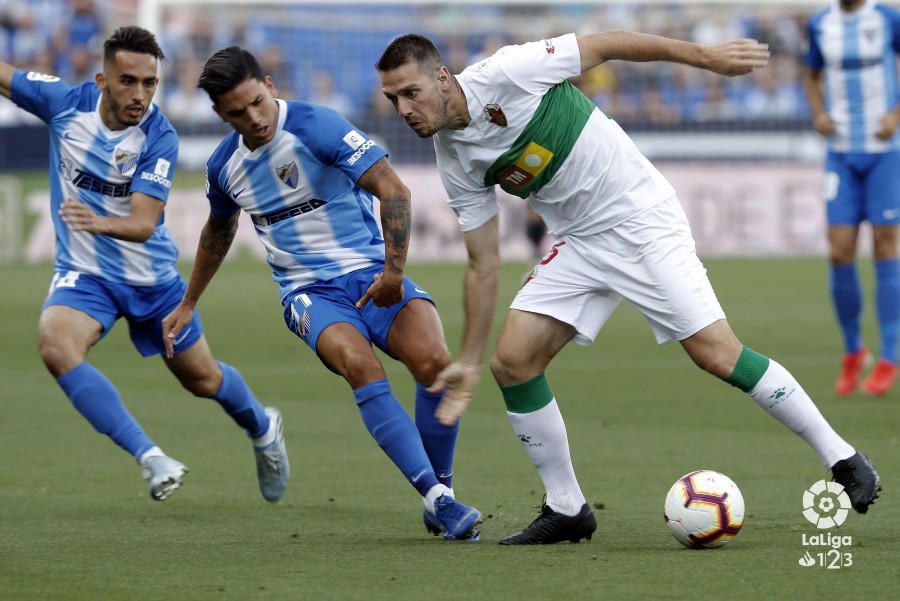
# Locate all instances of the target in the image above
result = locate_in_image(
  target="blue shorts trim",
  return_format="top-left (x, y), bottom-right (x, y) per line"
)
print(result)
top-left (43, 270), bottom-right (203, 357)
top-left (282, 265), bottom-right (434, 359)
top-left (825, 151), bottom-right (900, 226)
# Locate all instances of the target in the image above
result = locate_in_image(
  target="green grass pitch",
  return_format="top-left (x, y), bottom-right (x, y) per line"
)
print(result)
top-left (0, 258), bottom-right (897, 600)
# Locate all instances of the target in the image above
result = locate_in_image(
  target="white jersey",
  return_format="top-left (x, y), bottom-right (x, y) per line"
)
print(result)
top-left (10, 72), bottom-right (179, 286)
top-left (434, 33), bottom-right (675, 238)
top-left (806, 0), bottom-right (900, 153)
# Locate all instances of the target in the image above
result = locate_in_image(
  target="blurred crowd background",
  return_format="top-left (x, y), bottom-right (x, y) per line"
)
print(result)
top-left (0, 1), bottom-right (816, 161)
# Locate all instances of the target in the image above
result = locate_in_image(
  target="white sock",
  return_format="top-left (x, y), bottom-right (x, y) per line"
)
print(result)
top-left (253, 415), bottom-right (277, 448)
top-left (423, 484), bottom-right (452, 514)
top-left (507, 399), bottom-right (587, 516)
top-left (748, 359), bottom-right (855, 467)
top-left (138, 446), bottom-right (164, 465)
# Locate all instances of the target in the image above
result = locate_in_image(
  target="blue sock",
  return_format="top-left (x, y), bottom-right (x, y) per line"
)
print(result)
top-left (875, 258), bottom-right (900, 363)
top-left (354, 379), bottom-right (439, 496)
top-left (215, 362), bottom-right (269, 438)
top-left (829, 263), bottom-right (863, 354)
top-left (414, 383), bottom-right (458, 488)
top-left (57, 362), bottom-right (155, 458)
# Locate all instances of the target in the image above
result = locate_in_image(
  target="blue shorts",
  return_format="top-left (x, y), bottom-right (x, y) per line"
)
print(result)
top-left (825, 150), bottom-right (900, 226)
top-left (282, 265), bottom-right (433, 361)
top-left (43, 270), bottom-right (204, 357)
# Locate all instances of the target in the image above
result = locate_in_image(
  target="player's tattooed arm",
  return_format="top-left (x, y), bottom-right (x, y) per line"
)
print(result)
top-left (199, 211), bottom-right (239, 259)
top-left (0, 61), bottom-right (15, 98)
top-left (162, 211), bottom-right (239, 357)
top-left (356, 157), bottom-right (411, 308)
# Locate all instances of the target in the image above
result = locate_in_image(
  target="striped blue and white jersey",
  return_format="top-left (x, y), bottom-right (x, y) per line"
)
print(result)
top-left (206, 99), bottom-right (387, 301)
top-left (10, 70), bottom-right (179, 286)
top-left (806, 1), bottom-right (900, 153)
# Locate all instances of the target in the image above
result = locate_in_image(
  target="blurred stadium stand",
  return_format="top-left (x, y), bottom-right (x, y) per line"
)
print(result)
top-left (0, 0), bottom-right (822, 167)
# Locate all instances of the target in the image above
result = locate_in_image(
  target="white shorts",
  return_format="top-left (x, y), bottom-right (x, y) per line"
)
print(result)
top-left (511, 196), bottom-right (726, 345)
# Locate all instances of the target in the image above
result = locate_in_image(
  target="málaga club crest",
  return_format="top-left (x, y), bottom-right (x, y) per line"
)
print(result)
top-left (484, 104), bottom-right (507, 127)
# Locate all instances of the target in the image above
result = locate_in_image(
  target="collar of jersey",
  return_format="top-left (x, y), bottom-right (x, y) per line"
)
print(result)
top-left (91, 91), bottom-right (156, 138)
top-left (238, 98), bottom-right (287, 158)
top-left (832, 0), bottom-right (875, 16)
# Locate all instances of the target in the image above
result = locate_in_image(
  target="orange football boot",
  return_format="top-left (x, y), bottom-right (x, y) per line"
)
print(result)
top-left (836, 348), bottom-right (869, 396)
top-left (861, 359), bottom-right (898, 396)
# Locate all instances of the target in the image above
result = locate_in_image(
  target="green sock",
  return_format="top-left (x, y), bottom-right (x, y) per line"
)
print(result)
top-left (501, 373), bottom-right (554, 413)
top-left (726, 347), bottom-right (770, 392)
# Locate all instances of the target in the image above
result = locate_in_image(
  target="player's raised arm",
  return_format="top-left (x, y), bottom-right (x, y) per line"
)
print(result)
top-left (576, 30), bottom-right (769, 76)
top-left (0, 60), bottom-right (15, 98)
top-left (162, 210), bottom-right (239, 358)
top-left (430, 215), bottom-right (501, 426)
top-left (356, 156), bottom-right (411, 309)
top-left (59, 192), bottom-right (164, 242)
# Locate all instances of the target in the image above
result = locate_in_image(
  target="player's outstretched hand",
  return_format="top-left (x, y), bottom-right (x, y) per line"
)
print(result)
top-left (162, 302), bottom-right (194, 359)
top-left (702, 39), bottom-right (769, 77)
top-left (428, 362), bottom-right (480, 426)
top-left (356, 271), bottom-right (404, 309)
top-left (60, 197), bottom-right (105, 233)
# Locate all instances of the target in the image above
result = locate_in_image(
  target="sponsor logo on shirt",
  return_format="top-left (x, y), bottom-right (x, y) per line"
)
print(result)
top-left (497, 141), bottom-right (554, 190)
top-left (114, 148), bottom-right (139, 176)
top-left (26, 71), bottom-right (60, 83)
top-left (840, 57), bottom-right (881, 70)
top-left (139, 171), bottom-right (172, 188)
top-left (347, 139), bottom-right (376, 166)
top-left (342, 130), bottom-right (367, 150)
top-left (484, 103), bottom-right (507, 127)
top-left (276, 161), bottom-right (299, 189)
top-left (72, 169), bottom-right (131, 197)
top-left (250, 198), bottom-right (328, 227)
top-left (544, 39), bottom-right (555, 55)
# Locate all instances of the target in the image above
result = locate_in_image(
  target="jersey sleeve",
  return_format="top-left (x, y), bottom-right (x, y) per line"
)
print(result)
top-left (805, 17), bottom-right (825, 70)
top-left (491, 33), bottom-right (582, 95)
top-left (304, 106), bottom-right (387, 182)
top-left (434, 141), bottom-right (498, 233)
top-left (886, 6), bottom-right (900, 53)
top-left (130, 125), bottom-right (177, 202)
top-left (9, 70), bottom-right (79, 122)
top-left (205, 162), bottom-right (240, 220)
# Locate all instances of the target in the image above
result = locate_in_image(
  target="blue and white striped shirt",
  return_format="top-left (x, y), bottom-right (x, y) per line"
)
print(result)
top-left (806, 0), bottom-right (900, 153)
top-left (206, 99), bottom-right (387, 301)
top-left (11, 71), bottom-right (179, 285)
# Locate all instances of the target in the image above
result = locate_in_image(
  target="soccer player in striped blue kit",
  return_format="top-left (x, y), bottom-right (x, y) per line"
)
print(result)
top-left (0, 27), bottom-right (288, 502)
top-left (162, 47), bottom-right (480, 540)
top-left (804, 0), bottom-right (900, 396)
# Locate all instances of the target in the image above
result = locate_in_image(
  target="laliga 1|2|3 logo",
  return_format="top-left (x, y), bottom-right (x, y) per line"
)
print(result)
top-left (797, 480), bottom-right (853, 569)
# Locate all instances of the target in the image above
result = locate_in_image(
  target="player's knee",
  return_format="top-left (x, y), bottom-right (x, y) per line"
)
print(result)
top-left (37, 333), bottom-right (82, 376)
top-left (412, 348), bottom-right (451, 387)
top-left (180, 368), bottom-right (222, 398)
top-left (490, 349), bottom-right (528, 386)
top-left (337, 350), bottom-right (385, 388)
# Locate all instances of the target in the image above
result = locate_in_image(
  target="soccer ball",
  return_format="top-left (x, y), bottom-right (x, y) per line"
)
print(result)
top-left (663, 470), bottom-right (745, 549)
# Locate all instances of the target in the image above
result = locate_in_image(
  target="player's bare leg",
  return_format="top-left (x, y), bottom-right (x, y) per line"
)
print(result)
top-left (681, 318), bottom-right (880, 512)
top-left (164, 335), bottom-right (287, 502)
top-left (39, 306), bottom-right (183, 499)
top-left (490, 309), bottom-right (596, 544)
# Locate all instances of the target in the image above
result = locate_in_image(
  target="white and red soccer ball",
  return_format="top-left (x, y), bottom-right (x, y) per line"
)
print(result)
top-left (664, 470), bottom-right (745, 548)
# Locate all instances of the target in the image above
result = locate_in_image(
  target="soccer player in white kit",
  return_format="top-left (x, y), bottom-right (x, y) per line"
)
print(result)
top-left (377, 30), bottom-right (882, 544)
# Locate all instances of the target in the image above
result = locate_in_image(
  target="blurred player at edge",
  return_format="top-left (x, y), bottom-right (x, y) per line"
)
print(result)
top-left (804, 0), bottom-right (900, 396)
top-left (162, 47), bottom-right (480, 540)
top-left (377, 29), bottom-right (882, 544)
top-left (0, 26), bottom-right (288, 502)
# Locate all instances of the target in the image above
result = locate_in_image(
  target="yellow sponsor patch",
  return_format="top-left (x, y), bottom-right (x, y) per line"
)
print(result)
top-left (498, 142), bottom-right (554, 189)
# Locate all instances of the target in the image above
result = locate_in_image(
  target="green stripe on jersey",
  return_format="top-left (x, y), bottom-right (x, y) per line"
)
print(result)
top-left (484, 80), bottom-right (595, 199)
top-left (501, 373), bottom-right (554, 414)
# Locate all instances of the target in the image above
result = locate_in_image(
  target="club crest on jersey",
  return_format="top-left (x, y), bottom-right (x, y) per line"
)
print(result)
top-left (544, 39), bottom-right (555, 55)
top-left (276, 161), bottom-right (299, 189)
top-left (114, 148), bottom-right (139, 176)
top-left (484, 104), bottom-right (507, 127)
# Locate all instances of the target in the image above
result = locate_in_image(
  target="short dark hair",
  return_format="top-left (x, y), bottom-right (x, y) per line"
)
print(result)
top-left (103, 26), bottom-right (164, 64)
top-left (198, 46), bottom-right (265, 103)
top-left (376, 34), bottom-right (443, 72)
